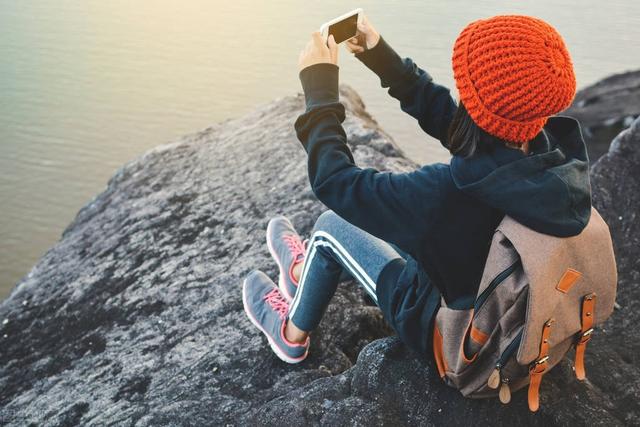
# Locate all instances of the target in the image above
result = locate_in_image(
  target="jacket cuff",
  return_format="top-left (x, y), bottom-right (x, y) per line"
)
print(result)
top-left (355, 36), bottom-right (407, 84)
top-left (299, 63), bottom-right (339, 109)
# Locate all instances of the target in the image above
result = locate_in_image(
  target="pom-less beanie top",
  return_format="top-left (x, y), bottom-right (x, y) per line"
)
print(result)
top-left (452, 15), bottom-right (577, 144)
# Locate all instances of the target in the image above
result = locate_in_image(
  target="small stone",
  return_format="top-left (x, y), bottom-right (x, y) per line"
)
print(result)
top-left (2, 319), bottom-right (8, 325)
top-left (624, 115), bottom-right (635, 126)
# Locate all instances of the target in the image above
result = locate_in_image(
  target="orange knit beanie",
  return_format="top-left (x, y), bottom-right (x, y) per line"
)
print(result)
top-left (452, 15), bottom-right (576, 143)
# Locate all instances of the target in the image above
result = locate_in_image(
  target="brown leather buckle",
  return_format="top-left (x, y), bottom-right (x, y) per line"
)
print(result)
top-left (528, 318), bottom-right (554, 411)
top-left (529, 356), bottom-right (549, 375)
top-left (574, 293), bottom-right (597, 381)
top-left (534, 355), bottom-right (550, 365)
top-left (578, 328), bottom-right (594, 343)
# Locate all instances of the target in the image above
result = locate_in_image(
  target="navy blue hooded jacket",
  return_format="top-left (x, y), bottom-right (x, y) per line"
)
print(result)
top-left (294, 37), bottom-right (591, 354)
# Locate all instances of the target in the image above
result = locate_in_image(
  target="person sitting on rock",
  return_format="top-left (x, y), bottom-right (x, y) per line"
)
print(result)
top-left (242, 14), bottom-right (590, 364)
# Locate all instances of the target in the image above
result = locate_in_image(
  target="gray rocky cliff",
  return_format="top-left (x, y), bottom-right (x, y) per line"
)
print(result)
top-left (564, 70), bottom-right (640, 161)
top-left (0, 82), bottom-right (638, 426)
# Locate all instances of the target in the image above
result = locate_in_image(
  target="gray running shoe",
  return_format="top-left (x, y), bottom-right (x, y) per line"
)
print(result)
top-left (242, 270), bottom-right (309, 364)
top-left (266, 216), bottom-right (307, 301)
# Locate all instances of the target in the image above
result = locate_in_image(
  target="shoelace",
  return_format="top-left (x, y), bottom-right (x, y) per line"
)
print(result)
top-left (283, 234), bottom-right (307, 263)
top-left (263, 288), bottom-right (289, 320)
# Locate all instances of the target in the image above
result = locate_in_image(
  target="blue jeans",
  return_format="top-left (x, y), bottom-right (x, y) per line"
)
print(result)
top-left (288, 210), bottom-right (408, 331)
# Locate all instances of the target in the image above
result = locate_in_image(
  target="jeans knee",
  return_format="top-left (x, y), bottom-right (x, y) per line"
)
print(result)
top-left (312, 210), bottom-right (343, 235)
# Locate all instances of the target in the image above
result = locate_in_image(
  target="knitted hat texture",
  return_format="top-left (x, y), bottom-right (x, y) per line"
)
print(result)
top-left (452, 15), bottom-right (576, 143)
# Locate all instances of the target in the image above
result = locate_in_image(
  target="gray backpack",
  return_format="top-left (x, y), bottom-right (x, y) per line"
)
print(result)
top-left (431, 207), bottom-right (617, 411)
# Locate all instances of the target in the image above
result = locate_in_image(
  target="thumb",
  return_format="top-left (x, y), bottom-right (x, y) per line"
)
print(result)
top-left (328, 34), bottom-right (339, 62)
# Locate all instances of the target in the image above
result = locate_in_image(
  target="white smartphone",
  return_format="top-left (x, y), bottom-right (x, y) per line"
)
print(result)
top-left (319, 8), bottom-right (363, 44)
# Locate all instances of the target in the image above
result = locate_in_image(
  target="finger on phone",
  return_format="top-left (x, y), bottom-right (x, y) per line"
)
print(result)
top-left (345, 40), bottom-right (363, 53)
top-left (328, 34), bottom-right (337, 49)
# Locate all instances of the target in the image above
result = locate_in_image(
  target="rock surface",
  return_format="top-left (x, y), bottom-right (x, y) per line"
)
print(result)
top-left (0, 83), bottom-right (638, 426)
top-left (565, 70), bottom-right (640, 161)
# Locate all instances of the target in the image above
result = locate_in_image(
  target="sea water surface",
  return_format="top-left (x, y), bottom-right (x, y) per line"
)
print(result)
top-left (1, 0), bottom-right (639, 298)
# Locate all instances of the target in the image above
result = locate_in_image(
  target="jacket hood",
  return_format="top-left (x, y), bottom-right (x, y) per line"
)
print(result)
top-left (450, 116), bottom-right (592, 237)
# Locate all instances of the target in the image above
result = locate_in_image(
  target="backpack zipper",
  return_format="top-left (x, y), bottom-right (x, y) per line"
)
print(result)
top-left (487, 329), bottom-right (524, 391)
top-left (473, 258), bottom-right (522, 314)
top-left (496, 329), bottom-right (523, 369)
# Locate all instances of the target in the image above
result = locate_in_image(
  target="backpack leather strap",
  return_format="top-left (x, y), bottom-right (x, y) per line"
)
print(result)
top-left (528, 319), bottom-right (554, 412)
top-left (575, 293), bottom-right (596, 381)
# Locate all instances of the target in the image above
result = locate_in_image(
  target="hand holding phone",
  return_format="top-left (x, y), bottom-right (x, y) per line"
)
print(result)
top-left (344, 14), bottom-right (380, 54)
top-left (319, 8), bottom-right (363, 44)
top-left (298, 32), bottom-right (339, 72)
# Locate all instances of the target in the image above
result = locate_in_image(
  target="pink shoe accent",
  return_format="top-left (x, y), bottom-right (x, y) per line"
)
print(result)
top-left (263, 288), bottom-right (289, 320)
top-left (283, 234), bottom-right (306, 260)
top-left (284, 235), bottom-right (306, 286)
top-left (265, 218), bottom-right (308, 302)
top-left (242, 279), bottom-right (309, 364)
top-left (288, 263), bottom-right (301, 288)
top-left (280, 318), bottom-right (310, 348)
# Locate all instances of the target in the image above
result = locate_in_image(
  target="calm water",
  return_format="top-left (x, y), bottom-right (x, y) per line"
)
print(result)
top-left (1, 1), bottom-right (639, 299)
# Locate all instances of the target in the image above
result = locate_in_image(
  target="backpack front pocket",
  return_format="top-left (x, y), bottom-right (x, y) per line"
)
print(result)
top-left (465, 259), bottom-right (528, 357)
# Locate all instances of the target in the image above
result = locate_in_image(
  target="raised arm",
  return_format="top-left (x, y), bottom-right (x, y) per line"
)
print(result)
top-left (294, 34), bottom-right (444, 255)
top-left (346, 17), bottom-right (458, 147)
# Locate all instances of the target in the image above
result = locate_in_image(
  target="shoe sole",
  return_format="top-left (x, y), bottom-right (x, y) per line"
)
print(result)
top-left (242, 277), bottom-right (308, 364)
top-left (266, 219), bottom-right (296, 302)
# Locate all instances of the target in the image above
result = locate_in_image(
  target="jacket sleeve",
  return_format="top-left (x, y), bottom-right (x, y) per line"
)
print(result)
top-left (294, 63), bottom-right (442, 255)
top-left (355, 36), bottom-right (458, 148)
